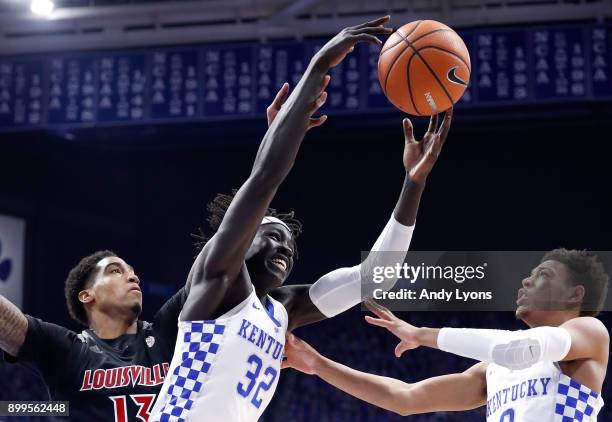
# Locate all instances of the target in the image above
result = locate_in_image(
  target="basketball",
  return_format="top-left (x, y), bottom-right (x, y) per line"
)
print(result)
top-left (378, 20), bottom-right (471, 116)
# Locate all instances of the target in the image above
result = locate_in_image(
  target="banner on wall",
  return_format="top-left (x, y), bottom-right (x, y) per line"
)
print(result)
top-left (0, 214), bottom-right (25, 308)
top-left (0, 23), bottom-right (610, 132)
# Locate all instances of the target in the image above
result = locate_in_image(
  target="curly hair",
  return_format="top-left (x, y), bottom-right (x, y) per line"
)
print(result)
top-left (193, 190), bottom-right (303, 256)
top-left (542, 248), bottom-right (609, 317)
top-left (64, 250), bottom-right (116, 326)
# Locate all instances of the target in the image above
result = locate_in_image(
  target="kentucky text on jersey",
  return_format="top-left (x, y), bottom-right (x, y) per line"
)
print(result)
top-left (80, 363), bottom-right (170, 391)
top-left (237, 319), bottom-right (284, 362)
top-left (486, 377), bottom-right (552, 417)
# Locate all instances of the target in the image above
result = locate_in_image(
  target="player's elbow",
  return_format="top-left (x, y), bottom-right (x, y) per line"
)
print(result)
top-left (389, 385), bottom-right (417, 416)
top-left (250, 158), bottom-right (293, 188)
top-left (191, 252), bottom-right (232, 288)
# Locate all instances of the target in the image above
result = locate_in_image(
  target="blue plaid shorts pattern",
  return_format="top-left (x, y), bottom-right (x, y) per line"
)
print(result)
top-left (554, 374), bottom-right (601, 421)
top-left (158, 321), bottom-right (226, 422)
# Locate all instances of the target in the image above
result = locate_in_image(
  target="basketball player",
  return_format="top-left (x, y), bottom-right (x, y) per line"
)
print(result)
top-left (0, 250), bottom-right (187, 421)
top-left (282, 249), bottom-right (609, 420)
top-left (149, 16), bottom-right (453, 421)
top-left (0, 80), bottom-right (322, 421)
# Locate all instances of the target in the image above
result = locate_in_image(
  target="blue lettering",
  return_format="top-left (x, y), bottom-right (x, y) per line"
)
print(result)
top-left (248, 325), bottom-right (259, 343)
top-left (238, 319), bottom-right (251, 338)
top-left (527, 379), bottom-right (537, 396)
top-left (500, 408), bottom-right (515, 422)
top-left (272, 342), bottom-right (284, 360)
top-left (265, 336), bottom-right (275, 354)
top-left (236, 319), bottom-right (283, 359)
top-left (256, 330), bottom-right (268, 349)
top-left (489, 376), bottom-right (549, 419)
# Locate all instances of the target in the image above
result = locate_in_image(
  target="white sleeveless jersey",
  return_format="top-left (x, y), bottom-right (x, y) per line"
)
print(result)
top-left (149, 289), bottom-right (288, 422)
top-left (486, 360), bottom-right (604, 422)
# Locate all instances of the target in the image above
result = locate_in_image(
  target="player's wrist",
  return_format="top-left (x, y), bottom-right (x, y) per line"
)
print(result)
top-left (415, 327), bottom-right (439, 349)
top-left (314, 354), bottom-right (332, 376)
top-left (310, 51), bottom-right (336, 73)
top-left (406, 170), bottom-right (428, 187)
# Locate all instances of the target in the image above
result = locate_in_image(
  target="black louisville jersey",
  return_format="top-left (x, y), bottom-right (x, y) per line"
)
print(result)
top-left (2, 287), bottom-right (187, 422)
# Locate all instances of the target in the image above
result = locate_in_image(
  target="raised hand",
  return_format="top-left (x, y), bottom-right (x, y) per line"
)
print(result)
top-left (364, 300), bottom-right (421, 357)
top-left (281, 333), bottom-right (321, 375)
top-left (266, 82), bottom-right (328, 130)
top-left (402, 107), bottom-right (453, 184)
top-left (314, 16), bottom-right (393, 69)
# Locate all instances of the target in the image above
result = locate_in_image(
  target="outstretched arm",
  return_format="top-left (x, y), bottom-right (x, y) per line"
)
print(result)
top-left (364, 301), bottom-right (609, 378)
top-left (182, 17), bottom-right (393, 321)
top-left (282, 333), bottom-right (487, 416)
top-left (273, 110), bottom-right (453, 330)
top-left (0, 294), bottom-right (28, 357)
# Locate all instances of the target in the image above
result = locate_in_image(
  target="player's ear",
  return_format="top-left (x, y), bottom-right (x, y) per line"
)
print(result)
top-left (567, 284), bottom-right (585, 306)
top-left (79, 289), bottom-right (94, 304)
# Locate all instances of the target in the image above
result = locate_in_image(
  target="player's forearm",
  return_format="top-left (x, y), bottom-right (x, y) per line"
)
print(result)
top-left (308, 181), bottom-right (418, 318)
top-left (250, 59), bottom-right (328, 186)
top-left (392, 174), bottom-right (426, 226)
top-left (315, 353), bottom-right (486, 416)
top-left (315, 355), bottom-right (412, 415)
top-left (0, 294), bottom-right (27, 357)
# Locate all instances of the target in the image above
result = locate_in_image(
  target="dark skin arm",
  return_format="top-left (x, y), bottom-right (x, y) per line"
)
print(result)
top-left (270, 110), bottom-right (454, 331)
top-left (181, 16), bottom-right (393, 321)
top-left (0, 294), bottom-right (27, 357)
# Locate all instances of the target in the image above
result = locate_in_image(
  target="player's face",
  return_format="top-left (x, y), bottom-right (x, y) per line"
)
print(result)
top-left (245, 223), bottom-right (295, 291)
top-left (86, 257), bottom-right (143, 320)
top-left (516, 259), bottom-right (582, 325)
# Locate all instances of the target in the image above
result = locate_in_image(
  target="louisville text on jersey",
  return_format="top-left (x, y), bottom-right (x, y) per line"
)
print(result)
top-left (80, 363), bottom-right (170, 391)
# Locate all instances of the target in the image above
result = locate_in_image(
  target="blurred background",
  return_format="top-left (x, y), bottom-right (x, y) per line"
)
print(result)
top-left (0, 0), bottom-right (611, 420)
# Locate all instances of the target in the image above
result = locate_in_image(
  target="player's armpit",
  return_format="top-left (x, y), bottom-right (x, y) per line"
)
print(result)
top-left (0, 294), bottom-right (27, 357)
top-left (392, 362), bottom-right (487, 416)
top-left (269, 285), bottom-right (326, 331)
top-left (560, 317), bottom-right (610, 362)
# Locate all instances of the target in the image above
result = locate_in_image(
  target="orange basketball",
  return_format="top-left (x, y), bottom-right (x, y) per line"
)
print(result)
top-left (378, 20), bottom-right (471, 116)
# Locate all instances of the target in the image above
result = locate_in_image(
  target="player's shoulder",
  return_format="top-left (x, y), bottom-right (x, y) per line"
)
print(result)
top-left (561, 316), bottom-right (609, 341)
top-left (25, 314), bottom-right (77, 337)
top-left (268, 284), bottom-right (309, 306)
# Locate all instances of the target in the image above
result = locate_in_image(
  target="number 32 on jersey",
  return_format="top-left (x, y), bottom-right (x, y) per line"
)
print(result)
top-left (236, 353), bottom-right (278, 408)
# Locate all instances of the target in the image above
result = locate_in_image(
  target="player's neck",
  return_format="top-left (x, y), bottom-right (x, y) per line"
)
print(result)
top-left (89, 312), bottom-right (138, 339)
top-left (525, 310), bottom-right (579, 328)
top-left (254, 282), bottom-right (279, 304)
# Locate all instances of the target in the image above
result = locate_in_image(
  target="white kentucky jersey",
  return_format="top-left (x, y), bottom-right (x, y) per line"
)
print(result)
top-left (486, 360), bottom-right (604, 422)
top-left (149, 289), bottom-right (288, 422)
